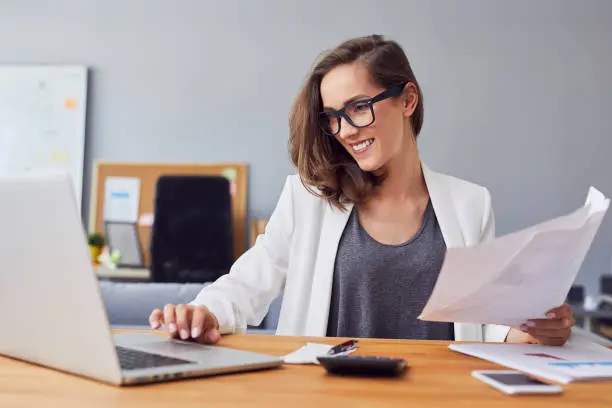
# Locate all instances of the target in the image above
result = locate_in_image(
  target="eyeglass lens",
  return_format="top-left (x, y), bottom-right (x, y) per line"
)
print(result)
top-left (320, 101), bottom-right (374, 135)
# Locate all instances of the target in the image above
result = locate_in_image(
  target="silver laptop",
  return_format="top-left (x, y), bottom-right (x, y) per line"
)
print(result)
top-left (0, 173), bottom-right (283, 386)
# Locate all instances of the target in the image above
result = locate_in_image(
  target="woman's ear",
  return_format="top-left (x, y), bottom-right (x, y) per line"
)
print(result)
top-left (402, 83), bottom-right (419, 118)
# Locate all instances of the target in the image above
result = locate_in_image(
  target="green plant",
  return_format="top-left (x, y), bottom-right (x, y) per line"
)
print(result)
top-left (88, 232), bottom-right (105, 247)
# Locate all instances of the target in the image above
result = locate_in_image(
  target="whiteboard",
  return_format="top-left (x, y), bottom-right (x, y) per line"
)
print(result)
top-left (0, 65), bottom-right (88, 210)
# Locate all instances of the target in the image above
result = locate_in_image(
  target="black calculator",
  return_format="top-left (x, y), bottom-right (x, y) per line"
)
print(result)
top-left (316, 355), bottom-right (409, 377)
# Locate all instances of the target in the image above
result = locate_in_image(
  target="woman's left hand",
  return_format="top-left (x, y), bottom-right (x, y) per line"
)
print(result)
top-left (506, 304), bottom-right (575, 346)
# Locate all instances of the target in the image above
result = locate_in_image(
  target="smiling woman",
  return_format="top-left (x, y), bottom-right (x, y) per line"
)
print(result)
top-left (289, 37), bottom-right (424, 208)
top-left (149, 34), bottom-right (575, 347)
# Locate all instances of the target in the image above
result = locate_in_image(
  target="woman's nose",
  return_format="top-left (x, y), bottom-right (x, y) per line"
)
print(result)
top-left (337, 117), bottom-right (358, 140)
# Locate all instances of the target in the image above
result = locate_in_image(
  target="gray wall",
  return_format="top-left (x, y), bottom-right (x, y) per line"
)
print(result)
top-left (1, 0), bottom-right (611, 295)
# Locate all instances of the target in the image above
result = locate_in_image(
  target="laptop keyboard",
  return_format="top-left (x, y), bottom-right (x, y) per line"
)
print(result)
top-left (116, 346), bottom-right (196, 370)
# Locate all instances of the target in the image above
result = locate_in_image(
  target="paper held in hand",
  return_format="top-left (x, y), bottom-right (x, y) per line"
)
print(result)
top-left (419, 187), bottom-right (610, 327)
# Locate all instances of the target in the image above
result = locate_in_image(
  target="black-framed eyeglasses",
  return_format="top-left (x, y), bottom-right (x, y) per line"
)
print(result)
top-left (318, 82), bottom-right (407, 136)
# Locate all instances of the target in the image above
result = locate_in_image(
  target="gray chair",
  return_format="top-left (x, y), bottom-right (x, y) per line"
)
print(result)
top-left (98, 280), bottom-right (281, 334)
top-left (98, 281), bottom-right (205, 329)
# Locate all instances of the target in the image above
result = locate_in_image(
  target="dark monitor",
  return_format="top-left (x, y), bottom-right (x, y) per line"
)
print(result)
top-left (104, 221), bottom-right (145, 268)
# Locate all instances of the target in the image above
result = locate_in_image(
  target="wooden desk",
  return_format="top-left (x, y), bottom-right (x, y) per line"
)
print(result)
top-left (1, 332), bottom-right (610, 407)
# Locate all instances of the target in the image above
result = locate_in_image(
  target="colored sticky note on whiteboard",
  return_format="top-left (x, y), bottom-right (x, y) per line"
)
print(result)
top-left (64, 98), bottom-right (77, 109)
top-left (51, 151), bottom-right (69, 164)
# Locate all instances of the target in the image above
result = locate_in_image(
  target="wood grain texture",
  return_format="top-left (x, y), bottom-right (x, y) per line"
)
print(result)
top-left (89, 161), bottom-right (248, 264)
top-left (1, 331), bottom-right (610, 407)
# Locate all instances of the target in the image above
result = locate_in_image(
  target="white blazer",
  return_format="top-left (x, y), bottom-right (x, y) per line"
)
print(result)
top-left (190, 163), bottom-right (510, 342)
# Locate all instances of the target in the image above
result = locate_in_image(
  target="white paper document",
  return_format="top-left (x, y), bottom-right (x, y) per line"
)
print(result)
top-left (419, 187), bottom-right (610, 327)
top-left (103, 177), bottom-right (141, 222)
top-left (450, 337), bottom-right (612, 383)
top-left (283, 342), bottom-right (356, 364)
top-left (138, 212), bottom-right (155, 227)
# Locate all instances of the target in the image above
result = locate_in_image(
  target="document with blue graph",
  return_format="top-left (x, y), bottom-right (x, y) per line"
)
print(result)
top-left (450, 337), bottom-right (612, 383)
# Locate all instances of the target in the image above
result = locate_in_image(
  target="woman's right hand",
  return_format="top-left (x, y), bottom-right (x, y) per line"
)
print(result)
top-left (149, 304), bottom-right (221, 344)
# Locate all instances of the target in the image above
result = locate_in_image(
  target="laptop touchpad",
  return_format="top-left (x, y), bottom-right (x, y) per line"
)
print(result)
top-left (132, 340), bottom-right (216, 361)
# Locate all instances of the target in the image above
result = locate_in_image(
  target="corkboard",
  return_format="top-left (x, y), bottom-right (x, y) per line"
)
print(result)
top-left (249, 219), bottom-right (268, 248)
top-left (89, 160), bottom-right (248, 266)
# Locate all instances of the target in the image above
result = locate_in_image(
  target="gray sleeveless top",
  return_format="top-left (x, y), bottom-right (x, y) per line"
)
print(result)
top-left (326, 200), bottom-right (454, 340)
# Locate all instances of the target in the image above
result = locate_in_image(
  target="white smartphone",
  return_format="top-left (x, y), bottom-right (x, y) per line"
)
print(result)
top-left (472, 370), bottom-right (563, 395)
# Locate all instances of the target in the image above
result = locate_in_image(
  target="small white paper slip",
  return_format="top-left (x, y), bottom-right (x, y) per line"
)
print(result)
top-left (138, 212), bottom-right (154, 227)
top-left (283, 343), bottom-right (356, 365)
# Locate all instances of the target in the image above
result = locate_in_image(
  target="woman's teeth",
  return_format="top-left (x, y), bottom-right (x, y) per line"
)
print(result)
top-left (352, 139), bottom-right (374, 152)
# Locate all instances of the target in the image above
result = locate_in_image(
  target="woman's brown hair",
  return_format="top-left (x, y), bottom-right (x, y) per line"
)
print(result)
top-left (289, 34), bottom-right (424, 210)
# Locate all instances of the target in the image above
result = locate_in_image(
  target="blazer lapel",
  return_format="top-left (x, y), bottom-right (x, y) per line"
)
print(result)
top-left (305, 202), bottom-right (353, 336)
top-left (422, 164), bottom-right (483, 341)
top-left (422, 164), bottom-right (465, 248)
